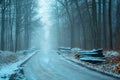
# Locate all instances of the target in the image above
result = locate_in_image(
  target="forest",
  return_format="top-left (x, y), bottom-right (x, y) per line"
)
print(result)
top-left (0, 0), bottom-right (120, 80)
top-left (0, 0), bottom-right (120, 51)
top-left (0, 0), bottom-right (120, 52)
top-left (54, 0), bottom-right (120, 50)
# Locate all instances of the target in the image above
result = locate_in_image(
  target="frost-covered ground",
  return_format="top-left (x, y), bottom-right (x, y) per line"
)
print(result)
top-left (59, 48), bottom-right (120, 79)
top-left (0, 50), bottom-right (38, 80)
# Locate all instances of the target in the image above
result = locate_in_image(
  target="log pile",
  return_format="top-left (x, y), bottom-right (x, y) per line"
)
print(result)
top-left (58, 47), bottom-right (105, 63)
top-left (58, 47), bottom-right (71, 53)
top-left (78, 49), bottom-right (105, 63)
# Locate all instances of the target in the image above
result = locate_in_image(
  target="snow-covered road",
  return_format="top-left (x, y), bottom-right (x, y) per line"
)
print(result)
top-left (23, 50), bottom-right (117, 80)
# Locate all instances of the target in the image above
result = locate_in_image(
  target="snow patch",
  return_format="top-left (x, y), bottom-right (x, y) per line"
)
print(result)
top-left (104, 51), bottom-right (119, 57)
top-left (0, 50), bottom-right (38, 80)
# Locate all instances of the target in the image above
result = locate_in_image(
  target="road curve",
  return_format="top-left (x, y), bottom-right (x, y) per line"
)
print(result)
top-left (23, 50), bottom-right (118, 80)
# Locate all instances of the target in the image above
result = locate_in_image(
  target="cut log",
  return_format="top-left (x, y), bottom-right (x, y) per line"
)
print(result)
top-left (78, 48), bottom-right (104, 57)
top-left (78, 49), bottom-right (105, 63)
top-left (80, 57), bottom-right (105, 63)
top-left (58, 47), bottom-right (71, 53)
top-left (58, 47), bottom-right (71, 50)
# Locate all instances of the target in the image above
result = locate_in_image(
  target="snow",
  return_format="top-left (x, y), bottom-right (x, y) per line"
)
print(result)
top-left (0, 50), bottom-right (39, 80)
top-left (0, 51), bottom-right (18, 64)
top-left (78, 48), bottom-right (103, 53)
top-left (80, 57), bottom-right (105, 61)
top-left (59, 47), bottom-right (71, 49)
top-left (104, 51), bottom-right (119, 57)
top-left (61, 53), bottom-right (120, 79)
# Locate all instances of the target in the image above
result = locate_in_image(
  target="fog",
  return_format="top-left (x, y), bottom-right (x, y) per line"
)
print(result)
top-left (0, 0), bottom-right (119, 51)
top-left (30, 0), bottom-right (58, 50)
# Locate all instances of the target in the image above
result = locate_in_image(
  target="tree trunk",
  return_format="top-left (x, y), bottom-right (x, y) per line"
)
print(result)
top-left (108, 0), bottom-right (113, 50)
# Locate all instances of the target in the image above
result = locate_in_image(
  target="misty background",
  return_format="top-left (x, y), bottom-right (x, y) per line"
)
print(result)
top-left (0, 0), bottom-right (120, 51)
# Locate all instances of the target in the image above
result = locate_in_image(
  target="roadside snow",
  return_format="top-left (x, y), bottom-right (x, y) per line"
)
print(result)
top-left (104, 51), bottom-right (119, 57)
top-left (62, 55), bottom-right (120, 79)
top-left (0, 51), bottom-right (19, 65)
top-left (58, 49), bottom-right (120, 79)
top-left (0, 50), bottom-right (38, 80)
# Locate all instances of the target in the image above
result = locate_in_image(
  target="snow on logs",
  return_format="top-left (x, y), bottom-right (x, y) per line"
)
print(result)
top-left (58, 47), bottom-right (105, 63)
top-left (78, 49), bottom-right (105, 63)
top-left (58, 47), bottom-right (72, 54)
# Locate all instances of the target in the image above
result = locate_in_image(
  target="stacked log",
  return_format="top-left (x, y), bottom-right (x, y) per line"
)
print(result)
top-left (78, 49), bottom-right (105, 63)
top-left (58, 47), bottom-right (71, 53)
top-left (58, 47), bottom-right (105, 63)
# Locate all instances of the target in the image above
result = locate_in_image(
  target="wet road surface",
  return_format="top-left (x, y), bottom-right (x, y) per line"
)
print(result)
top-left (23, 50), bottom-right (118, 80)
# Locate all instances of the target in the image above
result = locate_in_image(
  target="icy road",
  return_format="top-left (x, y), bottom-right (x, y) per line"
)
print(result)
top-left (23, 50), bottom-right (118, 80)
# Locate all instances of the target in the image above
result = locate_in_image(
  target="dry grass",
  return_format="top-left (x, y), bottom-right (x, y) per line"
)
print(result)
top-left (103, 51), bottom-right (120, 65)
top-left (0, 51), bottom-right (18, 64)
top-left (105, 55), bottom-right (120, 64)
top-left (60, 49), bottom-right (120, 74)
top-left (65, 50), bottom-right (120, 74)
top-left (101, 51), bottom-right (120, 73)
top-left (114, 62), bottom-right (120, 73)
